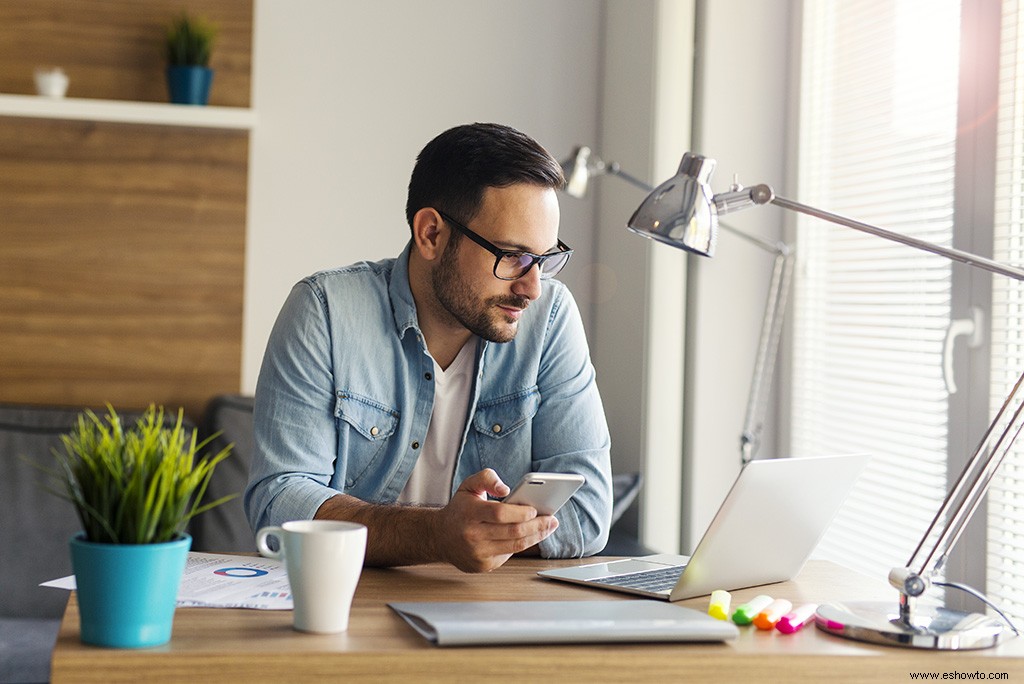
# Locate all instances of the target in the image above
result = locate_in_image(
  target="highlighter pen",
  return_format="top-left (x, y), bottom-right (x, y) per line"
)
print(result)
top-left (731, 594), bottom-right (774, 625)
top-left (753, 598), bottom-right (792, 630)
top-left (708, 589), bottom-right (731, 621)
top-left (776, 603), bottom-right (819, 634)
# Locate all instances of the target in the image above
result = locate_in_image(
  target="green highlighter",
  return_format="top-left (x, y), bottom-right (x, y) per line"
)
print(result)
top-left (731, 595), bottom-right (774, 625)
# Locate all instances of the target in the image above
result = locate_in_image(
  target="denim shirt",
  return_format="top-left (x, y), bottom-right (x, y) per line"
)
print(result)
top-left (244, 243), bottom-right (612, 558)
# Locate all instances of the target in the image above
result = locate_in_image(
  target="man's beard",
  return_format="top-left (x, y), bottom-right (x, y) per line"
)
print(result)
top-left (431, 239), bottom-right (529, 343)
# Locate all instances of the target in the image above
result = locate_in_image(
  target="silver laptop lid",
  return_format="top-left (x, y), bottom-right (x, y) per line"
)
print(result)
top-left (669, 453), bottom-right (869, 600)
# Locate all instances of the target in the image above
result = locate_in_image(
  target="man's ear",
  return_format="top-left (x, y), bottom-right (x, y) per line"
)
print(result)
top-left (411, 207), bottom-right (447, 262)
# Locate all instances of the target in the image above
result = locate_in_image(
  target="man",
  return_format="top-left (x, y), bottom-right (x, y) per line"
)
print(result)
top-left (245, 123), bottom-right (612, 573)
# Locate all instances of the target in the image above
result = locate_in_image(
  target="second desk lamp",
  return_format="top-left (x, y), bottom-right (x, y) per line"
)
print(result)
top-left (560, 145), bottom-right (793, 464)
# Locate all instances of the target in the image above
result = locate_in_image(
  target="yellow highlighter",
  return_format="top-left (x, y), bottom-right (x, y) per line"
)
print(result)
top-left (731, 594), bottom-right (774, 625)
top-left (708, 589), bottom-right (731, 620)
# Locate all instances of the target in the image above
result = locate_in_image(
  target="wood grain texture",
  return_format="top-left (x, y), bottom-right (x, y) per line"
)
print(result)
top-left (0, 117), bottom-right (247, 420)
top-left (0, 1), bottom-right (251, 106)
top-left (49, 559), bottom-right (1024, 683)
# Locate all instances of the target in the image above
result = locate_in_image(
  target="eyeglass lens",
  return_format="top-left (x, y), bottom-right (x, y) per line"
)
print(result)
top-left (496, 250), bottom-right (570, 280)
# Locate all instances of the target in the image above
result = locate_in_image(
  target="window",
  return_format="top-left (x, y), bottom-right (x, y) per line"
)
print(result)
top-left (987, 0), bottom-right (1024, 621)
top-left (793, 0), bottom-right (959, 580)
top-left (791, 0), bottom-right (1024, 621)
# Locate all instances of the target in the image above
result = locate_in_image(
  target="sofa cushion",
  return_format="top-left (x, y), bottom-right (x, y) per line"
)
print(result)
top-left (191, 394), bottom-right (257, 552)
top-left (0, 404), bottom-right (88, 621)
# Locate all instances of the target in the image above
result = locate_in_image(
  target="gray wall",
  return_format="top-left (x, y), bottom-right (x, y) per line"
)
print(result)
top-left (683, 0), bottom-right (791, 549)
top-left (244, 0), bottom-right (603, 391)
top-left (242, 0), bottom-right (792, 552)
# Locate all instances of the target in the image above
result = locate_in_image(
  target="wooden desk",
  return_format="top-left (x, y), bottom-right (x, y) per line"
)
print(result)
top-left (51, 559), bottom-right (1024, 682)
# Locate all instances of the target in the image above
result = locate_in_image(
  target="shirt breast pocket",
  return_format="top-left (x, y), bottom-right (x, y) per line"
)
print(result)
top-left (334, 391), bottom-right (399, 488)
top-left (469, 387), bottom-right (540, 473)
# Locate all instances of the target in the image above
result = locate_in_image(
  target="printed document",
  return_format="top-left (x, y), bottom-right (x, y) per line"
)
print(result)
top-left (41, 552), bottom-right (293, 610)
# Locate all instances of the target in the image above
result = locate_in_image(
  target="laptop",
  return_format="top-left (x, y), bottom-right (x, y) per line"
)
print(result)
top-left (539, 453), bottom-right (869, 601)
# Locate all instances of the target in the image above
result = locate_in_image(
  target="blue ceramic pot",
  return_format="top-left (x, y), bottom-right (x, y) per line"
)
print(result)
top-left (70, 533), bottom-right (191, 648)
top-left (166, 66), bottom-right (213, 105)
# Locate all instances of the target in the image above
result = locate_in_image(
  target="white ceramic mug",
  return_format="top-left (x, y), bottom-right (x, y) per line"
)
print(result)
top-left (256, 520), bottom-right (367, 633)
top-left (34, 67), bottom-right (69, 98)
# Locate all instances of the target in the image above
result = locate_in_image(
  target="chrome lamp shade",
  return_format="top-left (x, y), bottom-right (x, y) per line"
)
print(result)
top-left (626, 153), bottom-right (718, 256)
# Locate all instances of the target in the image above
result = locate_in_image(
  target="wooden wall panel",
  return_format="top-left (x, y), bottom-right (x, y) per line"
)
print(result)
top-left (0, 1), bottom-right (251, 106)
top-left (0, 118), bottom-right (247, 420)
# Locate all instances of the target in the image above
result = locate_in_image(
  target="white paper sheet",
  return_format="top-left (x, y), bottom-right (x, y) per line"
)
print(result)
top-left (41, 552), bottom-right (293, 610)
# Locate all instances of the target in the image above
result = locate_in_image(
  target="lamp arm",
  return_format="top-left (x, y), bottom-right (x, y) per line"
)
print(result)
top-left (605, 163), bottom-right (657, 195)
top-left (905, 369), bottom-right (1024, 580)
top-left (740, 248), bottom-right (795, 464)
top-left (728, 182), bottom-right (1024, 590)
top-left (721, 221), bottom-right (790, 256)
top-left (741, 184), bottom-right (1024, 282)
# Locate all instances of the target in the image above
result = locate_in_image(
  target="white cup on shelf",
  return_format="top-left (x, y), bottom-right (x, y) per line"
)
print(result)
top-left (34, 67), bottom-right (69, 98)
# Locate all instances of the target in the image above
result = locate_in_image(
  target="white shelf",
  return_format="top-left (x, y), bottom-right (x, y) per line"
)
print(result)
top-left (0, 93), bottom-right (256, 130)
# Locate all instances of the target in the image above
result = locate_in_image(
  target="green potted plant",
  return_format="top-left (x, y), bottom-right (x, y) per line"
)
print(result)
top-left (51, 405), bottom-right (233, 648)
top-left (164, 12), bottom-right (217, 105)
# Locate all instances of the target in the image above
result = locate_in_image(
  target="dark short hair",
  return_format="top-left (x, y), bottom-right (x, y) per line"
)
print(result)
top-left (405, 123), bottom-right (564, 231)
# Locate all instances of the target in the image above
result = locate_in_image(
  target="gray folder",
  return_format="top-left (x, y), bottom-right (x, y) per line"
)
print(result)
top-left (388, 600), bottom-right (738, 646)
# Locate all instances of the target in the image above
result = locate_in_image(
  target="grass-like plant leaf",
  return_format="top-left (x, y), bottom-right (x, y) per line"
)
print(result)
top-left (51, 405), bottom-right (234, 544)
top-left (165, 12), bottom-right (217, 67)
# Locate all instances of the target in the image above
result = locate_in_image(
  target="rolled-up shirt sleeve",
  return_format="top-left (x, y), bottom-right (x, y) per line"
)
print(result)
top-left (531, 287), bottom-right (613, 558)
top-left (244, 280), bottom-right (341, 532)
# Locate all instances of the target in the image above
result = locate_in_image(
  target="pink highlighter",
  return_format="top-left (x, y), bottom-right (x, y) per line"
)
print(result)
top-left (776, 603), bottom-right (819, 634)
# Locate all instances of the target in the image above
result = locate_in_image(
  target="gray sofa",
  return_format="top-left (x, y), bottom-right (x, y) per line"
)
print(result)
top-left (0, 404), bottom-right (87, 684)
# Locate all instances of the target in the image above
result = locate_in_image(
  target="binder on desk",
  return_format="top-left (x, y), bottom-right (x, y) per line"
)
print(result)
top-left (388, 600), bottom-right (738, 646)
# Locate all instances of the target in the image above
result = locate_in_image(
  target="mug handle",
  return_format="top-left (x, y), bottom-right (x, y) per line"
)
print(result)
top-left (255, 526), bottom-right (284, 559)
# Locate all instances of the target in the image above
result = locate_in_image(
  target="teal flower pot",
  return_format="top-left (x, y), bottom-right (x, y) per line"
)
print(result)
top-left (166, 66), bottom-right (213, 105)
top-left (70, 533), bottom-right (191, 648)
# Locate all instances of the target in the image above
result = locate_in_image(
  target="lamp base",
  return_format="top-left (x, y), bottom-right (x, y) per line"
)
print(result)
top-left (815, 601), bottom-right (1009, 650)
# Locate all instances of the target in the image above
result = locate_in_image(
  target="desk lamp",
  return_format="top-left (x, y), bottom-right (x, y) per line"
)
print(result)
top-left (560, 146), bottom-right (793, 463)
top-left (628, 151), bottom-right (1024, 650)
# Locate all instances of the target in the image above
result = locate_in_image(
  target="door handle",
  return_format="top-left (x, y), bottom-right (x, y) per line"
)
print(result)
top-left (942, 306), bottom-right (984, 395)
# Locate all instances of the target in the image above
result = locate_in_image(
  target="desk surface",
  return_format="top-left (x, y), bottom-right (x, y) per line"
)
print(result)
top-left (51, 558), bottom-right (1024, 682)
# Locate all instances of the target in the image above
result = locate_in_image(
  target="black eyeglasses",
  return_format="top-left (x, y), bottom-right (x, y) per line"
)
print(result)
top-left (437, 210), bottom-right (573, 281)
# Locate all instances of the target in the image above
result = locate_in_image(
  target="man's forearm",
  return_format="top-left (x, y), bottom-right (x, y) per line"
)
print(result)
top-left (314, 493), bottom-right (445, 567)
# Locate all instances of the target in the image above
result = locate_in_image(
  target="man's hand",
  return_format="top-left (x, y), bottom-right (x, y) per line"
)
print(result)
top-left (434, 468), bottom-right (559, 573)
top-left (314, 468), bottom-right (557, 573)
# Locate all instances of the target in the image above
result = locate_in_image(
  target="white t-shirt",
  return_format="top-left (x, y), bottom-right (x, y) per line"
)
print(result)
top-left (397, 337), bottom-right (477, 505)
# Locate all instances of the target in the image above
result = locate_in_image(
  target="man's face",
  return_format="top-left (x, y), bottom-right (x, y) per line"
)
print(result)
top-left (431, 184), bottom-right (560, 343)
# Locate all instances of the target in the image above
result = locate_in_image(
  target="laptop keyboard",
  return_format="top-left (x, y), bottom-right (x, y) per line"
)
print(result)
top-left (590, 565), bottom-right (686, 593)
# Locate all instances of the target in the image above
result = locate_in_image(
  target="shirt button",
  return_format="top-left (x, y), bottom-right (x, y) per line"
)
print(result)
top-left (412, 441), bottom-right (420, 449)
top-left (425, 372), bottom-right (432, 381)
top-left (492, 424), bottom-right (502, 434)
top-left (370, 426), bottom-right (379, 436)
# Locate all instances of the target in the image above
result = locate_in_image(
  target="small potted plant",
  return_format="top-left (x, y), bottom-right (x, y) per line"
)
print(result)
top-left (164, 12), bottom-right (217, 105)
top-left (51, 405), bottom-right (233, 648)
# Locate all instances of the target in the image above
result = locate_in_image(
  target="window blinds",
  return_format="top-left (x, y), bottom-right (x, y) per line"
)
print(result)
top-left (793, 0), bottom-right (960, 579)
top-left (987, 0), bottom-right (1024, 621)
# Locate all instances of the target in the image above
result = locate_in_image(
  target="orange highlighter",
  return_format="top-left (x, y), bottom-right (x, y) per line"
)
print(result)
top-left (753, 598), bottom-right (792, 630)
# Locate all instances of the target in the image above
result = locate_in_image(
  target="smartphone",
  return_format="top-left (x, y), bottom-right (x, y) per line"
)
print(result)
top-left (503, 472), bottom-right (585, 516)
